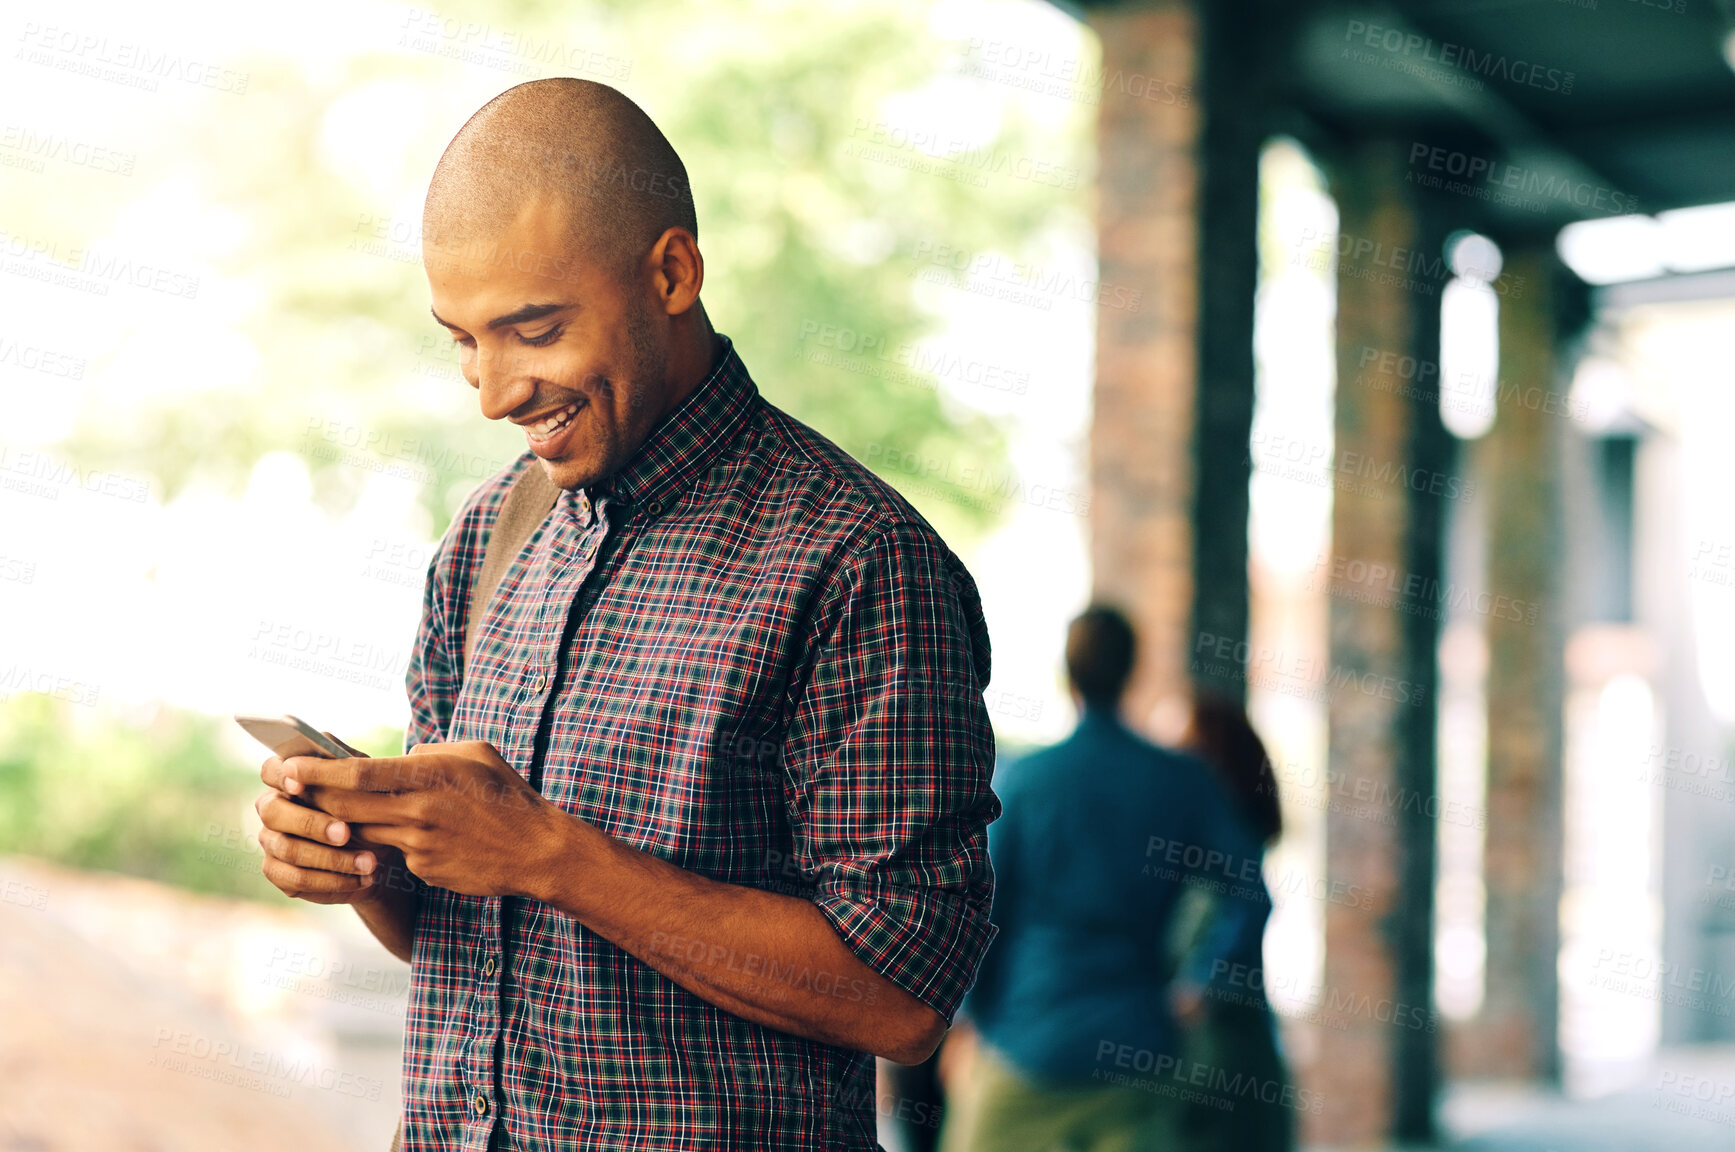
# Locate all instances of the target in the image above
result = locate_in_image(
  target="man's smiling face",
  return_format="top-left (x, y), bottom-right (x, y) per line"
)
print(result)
top-left (425, 196), bottom-right (669, 492)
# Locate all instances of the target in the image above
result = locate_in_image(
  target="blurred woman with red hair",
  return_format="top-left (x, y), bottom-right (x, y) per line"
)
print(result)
top-left (1173, 692), bottom-right (1295, 1152)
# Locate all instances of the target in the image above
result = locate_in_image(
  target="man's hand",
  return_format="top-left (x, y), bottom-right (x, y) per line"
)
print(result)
top-left (255, 755), bottom-right (400, 906)
top-left (282, 741), bottom-right (947, 1063)
top-left (280, 740), bottom-right (564, 899)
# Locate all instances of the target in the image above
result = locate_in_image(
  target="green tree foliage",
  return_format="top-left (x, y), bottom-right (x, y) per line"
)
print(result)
top-left (0, 693), bottom-right (405, 899)
top-left (6, 0), bottom-right (1089, 897)
top-left (57, 0), bottom-right (1088, 550)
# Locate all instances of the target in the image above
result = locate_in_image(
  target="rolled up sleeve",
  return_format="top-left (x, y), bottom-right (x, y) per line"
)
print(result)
top-left (779, 520), bottom-right (1002, 1023)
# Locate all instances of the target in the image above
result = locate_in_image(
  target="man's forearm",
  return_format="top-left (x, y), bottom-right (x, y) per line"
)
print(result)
top-left (353, 870), bottom-right (420, 964)
top-left (525, 814), bottom-right (945, 1064)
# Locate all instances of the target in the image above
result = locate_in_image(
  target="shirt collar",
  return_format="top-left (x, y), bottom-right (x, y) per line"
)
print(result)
top-left (588, 333), bottom-right (756, 519)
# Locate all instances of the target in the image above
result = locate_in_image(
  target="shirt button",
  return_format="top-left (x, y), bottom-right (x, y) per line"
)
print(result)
top-left (473, 1092), bottom-right (490, 1117)
top-left (483, 955), bottom-right (497, 978)
top-left (647, 500), bottom-right (663, 515)
top-left (531, 671), bottom-right (548, 693)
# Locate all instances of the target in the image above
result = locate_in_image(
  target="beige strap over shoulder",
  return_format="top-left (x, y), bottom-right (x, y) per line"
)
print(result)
top-left (459, 461), bottom-right (561, 682)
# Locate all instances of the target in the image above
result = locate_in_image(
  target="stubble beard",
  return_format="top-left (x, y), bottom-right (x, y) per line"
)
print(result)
top-left (540, 295), bottom-right (667, 493)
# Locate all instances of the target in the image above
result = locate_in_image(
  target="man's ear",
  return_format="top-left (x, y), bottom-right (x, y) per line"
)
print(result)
top-left (651, 226), bottom-right (703, 315)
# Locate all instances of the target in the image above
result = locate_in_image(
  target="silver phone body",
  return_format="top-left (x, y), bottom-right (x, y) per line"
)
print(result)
top-left (235, 713), bottom-right (360, 760)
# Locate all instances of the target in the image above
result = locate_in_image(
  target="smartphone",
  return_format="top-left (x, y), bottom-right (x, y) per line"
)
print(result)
top-left (235, 713), bottom-right (366, 761)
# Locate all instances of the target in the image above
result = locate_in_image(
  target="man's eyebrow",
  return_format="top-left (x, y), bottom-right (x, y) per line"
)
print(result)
top-left (429, 301), bottom-right (573, 331)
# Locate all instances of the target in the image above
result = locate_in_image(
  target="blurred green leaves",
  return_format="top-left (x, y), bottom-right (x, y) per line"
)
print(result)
top-left (53, 0), bottom-right (1088, 551)
top-left (0, 693), bottom-right (405, 901)
top-left (7, 0), bottom-right (1090, 895)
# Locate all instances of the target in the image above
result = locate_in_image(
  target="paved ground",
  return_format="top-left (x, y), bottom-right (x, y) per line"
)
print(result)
top-left (1442, 1049), bottom-right (1735, 1152)
top-left (5, 853), bottom-right (1731, 1151)
top-left (0, 855), bottom-right (404, 1151)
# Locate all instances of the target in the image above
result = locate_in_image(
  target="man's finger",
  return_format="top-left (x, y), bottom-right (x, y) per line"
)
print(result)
top-left (258, 827), bottom-right (376, 875)
top-left (283, 754), bottom-right (384, 794)
top-left (352, 823), bottom-right (412, 852)
top-left (264, 856), bottom-right (375, 896)
top-left (312, 787), bottom-right (419, 826)
top-left (258, 789), bottom-right (352, 846)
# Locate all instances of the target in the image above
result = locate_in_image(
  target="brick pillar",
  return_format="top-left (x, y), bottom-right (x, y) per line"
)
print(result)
top-left (1468, 244), bottom-right (1566, 1083)
top-left (1086, 0), bottom-right (1201, 725)
top-left (1315, 139), bottom-right (1447, 1148)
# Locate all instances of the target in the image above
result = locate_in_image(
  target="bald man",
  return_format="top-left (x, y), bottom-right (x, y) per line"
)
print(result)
top-left (252, 79), bottom-right (1000, 1150)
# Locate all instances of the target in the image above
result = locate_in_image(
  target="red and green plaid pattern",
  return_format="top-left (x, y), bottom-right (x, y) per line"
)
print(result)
top-left (397, 336), bottom-right (1001, 1150)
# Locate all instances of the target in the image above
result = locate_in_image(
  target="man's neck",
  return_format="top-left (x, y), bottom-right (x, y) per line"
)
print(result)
top-left (659, 312), bottom-right (720, 418)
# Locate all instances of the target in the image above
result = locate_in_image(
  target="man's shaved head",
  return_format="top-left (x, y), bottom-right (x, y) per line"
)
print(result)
top-left (424, 78), bottom-right (696, 281)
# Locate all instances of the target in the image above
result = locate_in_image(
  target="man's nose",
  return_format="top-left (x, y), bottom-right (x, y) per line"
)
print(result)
top-left (474, 342), bottom-right (536, 422)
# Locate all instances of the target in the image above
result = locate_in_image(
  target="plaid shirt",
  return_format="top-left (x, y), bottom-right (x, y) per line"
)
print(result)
top-left (398, 334), bottom-right (1000, 1150)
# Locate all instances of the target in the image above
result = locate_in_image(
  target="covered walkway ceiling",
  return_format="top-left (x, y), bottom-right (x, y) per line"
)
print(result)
top-left (1071, 0), bottom-right (1735, 232)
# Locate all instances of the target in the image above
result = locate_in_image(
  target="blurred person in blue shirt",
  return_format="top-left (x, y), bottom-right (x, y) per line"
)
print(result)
top-left (938, 604), bottom-right (1273, 1152)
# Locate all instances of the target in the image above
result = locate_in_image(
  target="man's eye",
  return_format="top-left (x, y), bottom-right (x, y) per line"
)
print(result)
top-left (519, 325), bottom-right (564, 348)
top-left (450, 334), bottom-right (475, 348)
